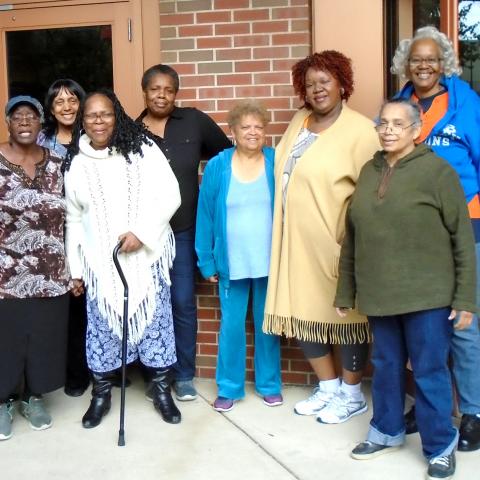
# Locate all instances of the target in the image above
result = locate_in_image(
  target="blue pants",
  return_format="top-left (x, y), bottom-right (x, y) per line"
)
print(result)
top-left (450, 242), bottom-right (480, 414)
top-left (367, 307), bottom-right (458, 459)
top-left (217, 277), bottom-right (281, 399)
top-left (171, 228), bottom-right (198, 381)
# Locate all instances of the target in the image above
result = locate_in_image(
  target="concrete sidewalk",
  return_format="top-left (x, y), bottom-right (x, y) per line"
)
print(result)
top-left (2, 377), bottom-right (479, 480)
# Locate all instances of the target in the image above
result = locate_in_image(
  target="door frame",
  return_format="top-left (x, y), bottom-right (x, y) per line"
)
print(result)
top-left (0, 0), bottom-right (160, 140)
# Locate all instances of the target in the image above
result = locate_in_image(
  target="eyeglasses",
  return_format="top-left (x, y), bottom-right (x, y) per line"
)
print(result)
top-left (9, 113), bottom-right (40, 123)
top-left (408, 57), bottom-right (443, 67)
top-left (83, 111), bottom-right (115, 123)
top-left (375, 122), bottom-right (417, 135)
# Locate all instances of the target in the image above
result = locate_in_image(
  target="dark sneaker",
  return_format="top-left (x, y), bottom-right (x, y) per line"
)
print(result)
top-left (213, 397), bottom-right (234, 412)
top-left (404, 405), bottom-right (418, 435)
top-left (20, 396), bottom-right (52, 431)
top-left (351, 441), bottom-right (401, 460)
top-left (458, 413), bottom-right (480, 452)
top-left (174, 380), bottom-right (197, 401)
top-left (263, 394), bottom-right (283, 407)
top-left (0, 401), bottom-right (15, 440)
top-left (427, 452), bottom-right (456, 480)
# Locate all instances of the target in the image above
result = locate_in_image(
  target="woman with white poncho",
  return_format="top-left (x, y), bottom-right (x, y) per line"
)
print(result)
top-left (64, 90), bottom-right (181, 428)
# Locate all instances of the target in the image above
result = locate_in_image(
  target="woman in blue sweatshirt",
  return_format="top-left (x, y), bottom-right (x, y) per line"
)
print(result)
top-left (195, 99), bottom-right (282, 412)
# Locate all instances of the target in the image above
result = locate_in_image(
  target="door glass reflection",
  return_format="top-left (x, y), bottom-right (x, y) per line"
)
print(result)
top-left (459, 0), bottom-right (480, 93)
top-left (6, 25), bottom-right (113, 102)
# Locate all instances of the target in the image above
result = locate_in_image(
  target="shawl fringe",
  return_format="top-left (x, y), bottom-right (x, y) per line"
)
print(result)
top-left (81, 229), bottom-right (175, 344)
top-left (263, 313), bottom-right (372, 344)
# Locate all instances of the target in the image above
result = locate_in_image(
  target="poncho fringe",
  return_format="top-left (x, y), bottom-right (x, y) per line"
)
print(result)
top-left (81, 229), bottom-right (175, 344)
top-left (263, 313), bottom-right (372, 344)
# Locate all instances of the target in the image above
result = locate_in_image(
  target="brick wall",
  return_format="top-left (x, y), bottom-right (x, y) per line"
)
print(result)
top-left (159, 0), bottom-right (318, 385)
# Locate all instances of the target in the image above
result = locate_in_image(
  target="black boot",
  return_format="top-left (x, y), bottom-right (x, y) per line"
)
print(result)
top-left (82, 371), bottom-right (115, 429)
top-left (458, 414), bottom-right (480, 452)
top-left (404, 405), bottom-right (418, 434)
top-left (147, 368), bottom-right (181, 424)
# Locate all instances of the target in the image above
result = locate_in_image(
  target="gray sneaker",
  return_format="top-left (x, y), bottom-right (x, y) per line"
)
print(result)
top-left (174, 380), bottom-right (197, 401)
top-left (0, 401), bottom-right (15, 440)
top-left (20, 396), bottom-right (52, 431)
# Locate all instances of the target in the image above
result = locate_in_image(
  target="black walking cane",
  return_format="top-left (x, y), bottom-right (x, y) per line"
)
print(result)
top-left (113, 240), bottom-right (128, 446)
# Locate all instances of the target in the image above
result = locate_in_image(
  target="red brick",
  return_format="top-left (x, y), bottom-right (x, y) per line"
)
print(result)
top-left (253, 46), bottom-right (289, 59)
top-left (234, 35), bottom-right (270, 48)
top-left (196, 11), bottom-right (231, 23)
top-left (217, 73), bottom-right (252, 85)
top-left (197, 367), bottom-right (216, 379)
top-left (216, 48), bottom-right (252, 61)
top-left (273, 84), bottom-right (294, 96)
top-left (169, 63), bottom-right (196, 75)
top-left (208, 111), bottom-right (229, 124)
top-left (273, 59), bottom-right (300, 71)
top-left (161, 13), bottom-right (195, 26)
top-left (257, 97), bottom-right (292, 109)
top-left (272, 32), bottom-right (310, 45)
top-left (195, 283), bottom-right (217, 295)
top-left (235, 85), bottom-right (272, 97)
top-left (267, 122), bottom-right (290, 134)
top-left (290, 360), bottom-right (314, 373)
top-left (215, 22), bottom-right (250, 35)
top-left (198, 295), bottom-right (220, 307)
top-left (234, 9), bottom-right (269, 21)
top-left (197, 308), bottom-right (217, 320)
top-left (281, 346), bottom-right (307, 360)
top-left (274, 109), bottom-right (296, 122)
top-left (178, 100), bottom-right (216, 111)
top-left (246, 370), bottom-right (255, 381)
top-left (197, 355), bottom-right (217, 367)
top-left (281, 359), bottom-right (290, 370)
top-left (246, 345), bottom-right (254, 357)
top-left (254, 72), bottom-right (291, 84)
top-left (197, 332), bottom-right (217, 343)
top-left (199, 87), bottom-right (234, 99)
top-left (214, 0), bottom-right (249, 8)
top-left (282, 372), bottom-right (309, 384)
top-left (252, 20), bottom-right (288, 34)
top-left (198, 37), bottom-right (232, 49)
top-left (199, 320), bottom-right (221, 332)
top-left (176, 88), bottom-right (199, 100)
top-left (178, 24), bottom-right (213, 37)
top-left (235, 60), bottom-right (270, 73)
top-left (272, 6), bottom-right (310, 20)
top-left (200, 344), bottom-right (218, 355)
top-left (181, 75), bottom-right (215, 88)
top-left (291, 19), bottom-right (310, 31)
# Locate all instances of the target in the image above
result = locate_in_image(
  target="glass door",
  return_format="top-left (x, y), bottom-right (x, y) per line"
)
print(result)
top-left (0, 0), bottom-right (146, 141)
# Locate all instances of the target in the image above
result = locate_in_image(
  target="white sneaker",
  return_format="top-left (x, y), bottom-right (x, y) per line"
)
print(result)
top-left (294, 385), bottom-right (337, 416)
top-left (316, 391), bottom-right (368, 424)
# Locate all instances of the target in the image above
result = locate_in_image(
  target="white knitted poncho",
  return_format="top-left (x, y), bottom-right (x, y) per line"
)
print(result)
top-left (65, 134), bottom-right (181, 343)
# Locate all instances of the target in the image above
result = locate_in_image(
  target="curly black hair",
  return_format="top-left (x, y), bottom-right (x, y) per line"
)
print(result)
top-left (43, 79), bottom-right (86, 138)
top-left (64, 89), bottom-right (151, 171)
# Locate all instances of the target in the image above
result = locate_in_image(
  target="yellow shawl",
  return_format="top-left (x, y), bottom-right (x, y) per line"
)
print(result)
top-left (263, 105), bottom-right (380, 343)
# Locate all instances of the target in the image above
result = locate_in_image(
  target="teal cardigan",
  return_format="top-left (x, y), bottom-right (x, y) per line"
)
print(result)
top-left (195, 146), bottom-right (275, 287)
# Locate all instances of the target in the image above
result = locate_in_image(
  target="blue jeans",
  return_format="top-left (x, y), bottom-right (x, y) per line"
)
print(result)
top-left (368, 307), bottom-right (458, 459)
top-left (171, 228), bottom-right (197, 381)
top-left (217, 277), bottom-right (281, 399)
top-left (450, 241), bottom-right (480, 414)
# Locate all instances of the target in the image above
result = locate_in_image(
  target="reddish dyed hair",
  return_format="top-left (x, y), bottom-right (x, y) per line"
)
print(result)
top-left (292, 51), bottom-right (354, 108)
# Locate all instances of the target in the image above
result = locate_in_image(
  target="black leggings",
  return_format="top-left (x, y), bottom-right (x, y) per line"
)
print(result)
top-left (297, 339), bottom-right (369, 372)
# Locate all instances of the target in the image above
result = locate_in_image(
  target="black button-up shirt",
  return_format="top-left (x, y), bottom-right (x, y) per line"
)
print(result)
top-left (138, 106), bottom-right (231, 232)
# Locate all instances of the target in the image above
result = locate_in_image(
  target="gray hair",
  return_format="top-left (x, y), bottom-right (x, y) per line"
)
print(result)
top-left (227, 99), bottom-right (270, 128)
top-left (379, 98), bottom-right (422, 125)
top-left (391, 26), bottom-right (462, 80)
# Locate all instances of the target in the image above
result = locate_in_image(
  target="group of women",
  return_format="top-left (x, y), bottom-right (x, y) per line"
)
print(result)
top-left (0, 22), bottom-right (479, 480)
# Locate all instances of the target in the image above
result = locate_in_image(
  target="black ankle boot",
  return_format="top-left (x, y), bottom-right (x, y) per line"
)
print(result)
top-left (82, 371), bottom-right (115, 429)
top-left (458, 414), bottom-right (480, 452)
top-left (404, 405), bottom-right (418, 435)
top-left (147, 368), bottom-right (181, 424)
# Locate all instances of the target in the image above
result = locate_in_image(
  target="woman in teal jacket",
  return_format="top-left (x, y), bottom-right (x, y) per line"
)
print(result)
top-left (195, 99), bottom-right (282, 412)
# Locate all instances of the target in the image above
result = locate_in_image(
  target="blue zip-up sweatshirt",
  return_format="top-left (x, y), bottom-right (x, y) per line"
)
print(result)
top-left (195, 146), bottom-right (275, 287)
top-left (396, 75), bottom-right (480, 201)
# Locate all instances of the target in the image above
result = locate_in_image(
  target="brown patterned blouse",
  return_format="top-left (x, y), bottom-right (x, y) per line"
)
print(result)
top-left (0, 148), bottom-right (71, 299)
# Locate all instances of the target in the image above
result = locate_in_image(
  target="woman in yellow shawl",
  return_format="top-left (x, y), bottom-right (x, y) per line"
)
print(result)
top-left (264, 51), bottom-right (379, 424)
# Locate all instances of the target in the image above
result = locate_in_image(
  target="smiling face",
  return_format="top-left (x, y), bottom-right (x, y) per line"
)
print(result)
top-left (51, 87), bottom-right (80, 128)
top-left (7, 104), bottom-right (42, 146)
top-left (230, 114), bottom-right (266, 154)
top-left (82, 94), bottom-right (115, 150)
top-left (143, 72), bottom-right (177, 119)
top-left (407, 38), bottom-right (444, 98)
top-left (378, 103), bottom-right (421, 161)
top-left (304, 67), bottom-right (343, 116)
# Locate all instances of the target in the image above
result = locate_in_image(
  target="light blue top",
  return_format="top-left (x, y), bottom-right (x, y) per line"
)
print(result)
top-left (195, 146), bottom-right (275, 288)
top-left (226, 171), bottom-right (272, 280)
